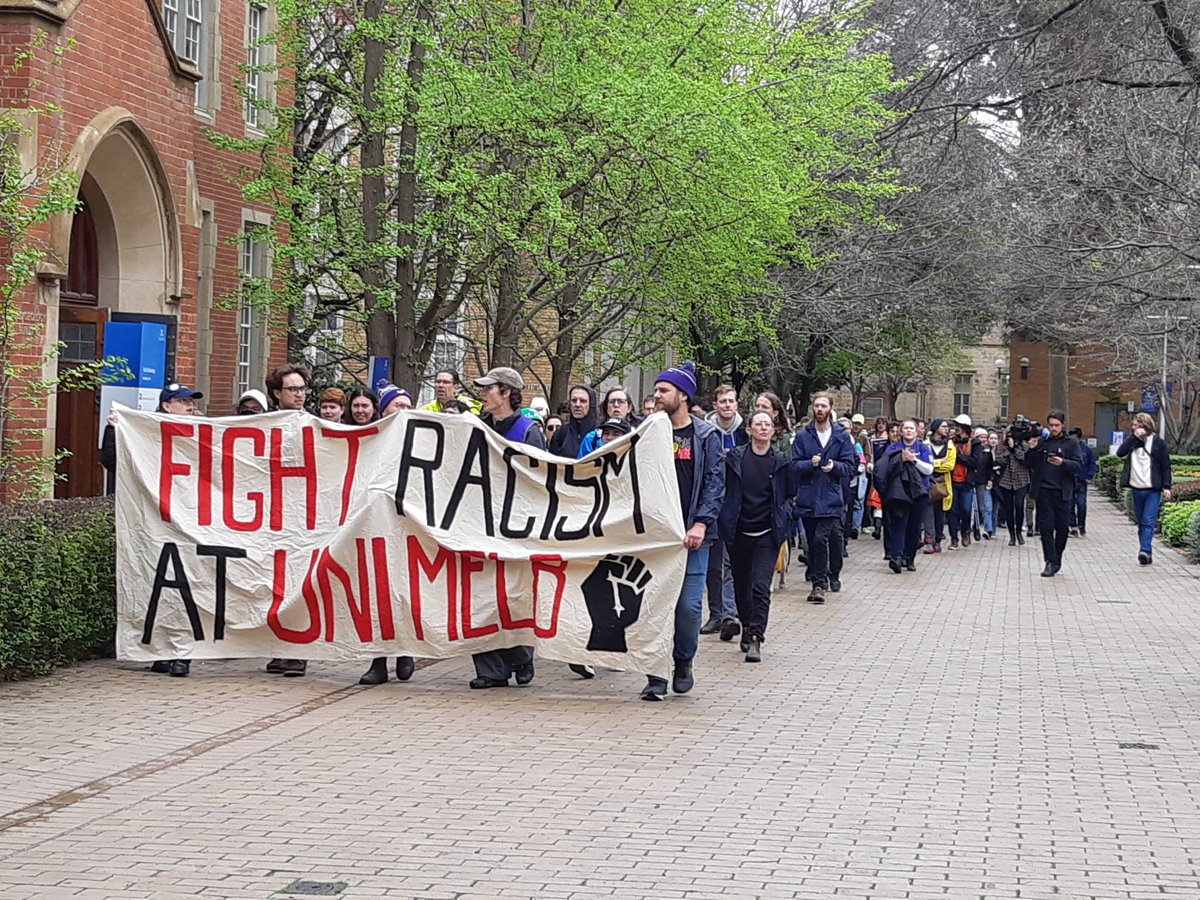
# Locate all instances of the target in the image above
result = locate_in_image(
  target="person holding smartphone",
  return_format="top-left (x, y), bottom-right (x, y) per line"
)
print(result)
top-left (1024, 410), bottom-right (1083, 577)
top-left (1116, 412), bottom-right (1173, 565)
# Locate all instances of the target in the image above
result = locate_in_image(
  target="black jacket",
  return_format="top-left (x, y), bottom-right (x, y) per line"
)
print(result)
top-left (1117, 434), bottom-right (1172, 491)
top-left (548, 384), bottom-right (597, 457)
top-left (1025, 433), bottom-right (1083, 500)
top-left (718, 444), bottom-right (794, 546)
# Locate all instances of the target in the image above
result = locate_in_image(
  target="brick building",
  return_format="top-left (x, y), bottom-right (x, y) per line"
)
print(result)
top-left (1, 0), bottom-right (282, 499)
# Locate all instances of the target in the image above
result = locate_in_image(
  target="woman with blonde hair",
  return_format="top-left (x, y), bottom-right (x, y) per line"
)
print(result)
top-left (1116, 412), bottom-right (1173, 564)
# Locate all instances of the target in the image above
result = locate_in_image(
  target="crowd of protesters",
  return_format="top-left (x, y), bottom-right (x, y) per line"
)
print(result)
top-left (109, 357), bottom-right (1167, 701)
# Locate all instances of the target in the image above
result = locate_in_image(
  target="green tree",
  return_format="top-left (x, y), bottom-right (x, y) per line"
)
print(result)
top-left (218, 0), bottom-right (899, 403)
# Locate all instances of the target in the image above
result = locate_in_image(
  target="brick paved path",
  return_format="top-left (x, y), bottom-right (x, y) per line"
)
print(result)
top-left (2, 496), bottom-right (1200, 899)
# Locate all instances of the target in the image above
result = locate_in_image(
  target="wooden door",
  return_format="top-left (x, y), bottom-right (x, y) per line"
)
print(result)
top-left (54, 307), bottom-right (108, 498)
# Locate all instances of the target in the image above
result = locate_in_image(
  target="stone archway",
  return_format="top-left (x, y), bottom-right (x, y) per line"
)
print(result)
top-left (49, 108), bottom-right (182, 497)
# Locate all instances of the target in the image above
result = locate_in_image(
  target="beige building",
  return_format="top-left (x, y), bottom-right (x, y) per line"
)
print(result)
top-left (826, 327), bottom-right (1011, 426)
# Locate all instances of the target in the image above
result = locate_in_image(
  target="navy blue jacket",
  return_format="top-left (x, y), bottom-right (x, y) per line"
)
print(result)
top-left (791, 421), bottom-right (857, 518)
top-left (718, 445), bottom-right (794, 547)
top-left (681, 415), bottom-right (726, 539)
top-left (1076, 441), bottom-right (1097, 484)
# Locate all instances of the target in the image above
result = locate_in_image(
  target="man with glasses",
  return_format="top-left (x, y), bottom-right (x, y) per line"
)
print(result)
top-left (420, 369), bottom-right (481, 414)
top-left (264, 363), bottom-right (312, 677)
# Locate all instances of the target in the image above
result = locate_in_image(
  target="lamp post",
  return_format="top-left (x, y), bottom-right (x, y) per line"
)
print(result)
top-left (1147, 313), bottom-right (1190, 440)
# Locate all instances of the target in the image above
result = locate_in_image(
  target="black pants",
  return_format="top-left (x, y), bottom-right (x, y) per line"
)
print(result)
top-left (1036, 490), bottom-right (1071, 565)
top-left (731, 531), bottom-right (777, 638)
top-left (997, 485), bottom-right (1027, 538)
top-left (472, 647), bottom-right (533, 680)
top-left (884, 495), bottom-right (929, 562)
top-left (801, 516), bottom-right (842, 588)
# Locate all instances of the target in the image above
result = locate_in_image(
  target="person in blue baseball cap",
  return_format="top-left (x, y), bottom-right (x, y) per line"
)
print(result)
top-left (158, 383), bottom-right (203, 413)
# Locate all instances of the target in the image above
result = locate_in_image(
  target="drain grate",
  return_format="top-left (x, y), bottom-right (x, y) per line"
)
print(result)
top-left (1118, 742), bottom-right (1160, 750)
top-left (279, 881), bottom-right (348, 896)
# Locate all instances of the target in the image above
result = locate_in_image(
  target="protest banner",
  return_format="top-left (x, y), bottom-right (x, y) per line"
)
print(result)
top-left (114, 409), bottom-right (686, 677)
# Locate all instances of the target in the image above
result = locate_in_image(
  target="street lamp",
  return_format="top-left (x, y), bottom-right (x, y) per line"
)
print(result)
top-left (1146, 313), bottom-right (1190, 439)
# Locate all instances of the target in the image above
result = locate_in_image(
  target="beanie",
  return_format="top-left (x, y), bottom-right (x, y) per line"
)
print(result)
top-left (654, 361), bottom-right (698, 401)
top-left (378, 384), bottom-right (410, 412)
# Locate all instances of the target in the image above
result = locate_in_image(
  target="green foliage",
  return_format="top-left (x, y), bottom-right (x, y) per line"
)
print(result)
top-left (1160, 500), bottom-right (1200, 547)
top-left (0, 498), bottom-right (116, 680)
top-left (1168, 479), bottom-right (1200, 504)
top-left (215, 0), bottom-right (900, 393)
top-left (1095, 454), bottom-right (1121, 499)
top-left (1187, 511), bottom-right (1200, 564)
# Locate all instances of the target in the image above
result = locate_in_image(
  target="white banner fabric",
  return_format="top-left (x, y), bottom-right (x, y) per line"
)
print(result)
top-left (114, 409), bottom-right (686, 678)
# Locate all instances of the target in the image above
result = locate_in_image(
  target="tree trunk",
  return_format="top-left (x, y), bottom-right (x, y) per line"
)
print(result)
top-left (389, 0), bottom-right (431, 393)
top-left (360, 0), bottom-right (394, 380)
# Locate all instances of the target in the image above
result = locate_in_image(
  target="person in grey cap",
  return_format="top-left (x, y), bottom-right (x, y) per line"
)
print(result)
top-left (469, 365), bottom-right (544, 689)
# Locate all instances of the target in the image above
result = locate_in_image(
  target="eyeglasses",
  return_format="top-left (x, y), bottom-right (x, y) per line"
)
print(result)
top-left (609, 398), bottom-right (629, 406)
top-left (281, 386), bottom-right (308, 394)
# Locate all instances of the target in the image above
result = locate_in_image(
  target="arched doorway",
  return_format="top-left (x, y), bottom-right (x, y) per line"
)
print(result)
top-left (52, 113), bottom-right (180, 498)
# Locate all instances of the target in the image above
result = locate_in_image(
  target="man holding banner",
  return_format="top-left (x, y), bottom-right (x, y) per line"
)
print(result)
top-left (468, 366), bottom-right (545, 689)
top-left (641, 361), bottom-right (725, 701)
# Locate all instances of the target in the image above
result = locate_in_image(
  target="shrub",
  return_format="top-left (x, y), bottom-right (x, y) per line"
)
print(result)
top-left (0, 497), bottom-right (116, 680)
top-left (1187, 510), bottom-right (1200, 564)
top-left (1160, 500), bottom-right (1200, 547)
top-left (1168, 479), bottom-right (1200, 504)
top-left (1095, 454), bottom-right (1121, 499)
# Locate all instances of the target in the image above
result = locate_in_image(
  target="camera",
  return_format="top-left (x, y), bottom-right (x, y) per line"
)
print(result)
top-left (1009, 420), bottom-right (1037, 444)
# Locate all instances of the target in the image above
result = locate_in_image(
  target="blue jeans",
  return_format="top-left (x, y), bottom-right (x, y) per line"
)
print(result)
top-left (1070, 482), bottom-right (1088, 530)
top-left (674, 545), bottom-right (710, 663)
top-left (705, 540), bottom-right (736, 619)
top-left (974, 484), bottom-right (994, 533)
top-left (1131, 488), bottom-right (1162, 555)
top-left (948, 486), bottom-right (975, 540)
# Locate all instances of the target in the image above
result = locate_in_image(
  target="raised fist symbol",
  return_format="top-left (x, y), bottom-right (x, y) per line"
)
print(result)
top-left (580, 554), bottom-right (652, 653)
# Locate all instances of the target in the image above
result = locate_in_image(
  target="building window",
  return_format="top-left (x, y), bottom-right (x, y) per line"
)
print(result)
top-left (162, 0), bottom-right (203, 65)
top-left (999, 392), bottom-right (1009, 421)
top-left (861, 397), bottom-right (883, 419)
top-left (420, 325), bottom-right (466, 406)
top-left (237, 228), bottom-right (268, 397)
top-left (245, 3), bottom-right (268, 128)
top-left (953, 374), bottom-right (972, 417)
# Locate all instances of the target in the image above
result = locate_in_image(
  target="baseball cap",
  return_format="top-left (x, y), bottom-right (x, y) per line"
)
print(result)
top-left (237, 389), bottom-right (268, 411)
top-left (474, 367), bottom-right (524, 390)
top-left (954, 413), bottom-right (972, 427)
top-left (599, 417), bottom-right (632, 435)
top-left (160, 383), bottom-right (203, 403)
top-left (851, 413), bottom-right (865, 424)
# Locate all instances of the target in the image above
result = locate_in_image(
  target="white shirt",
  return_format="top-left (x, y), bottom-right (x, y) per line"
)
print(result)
top-left (1130, 435), bottom-right (1154, 489)
top-left (815, 424), bottom-right (832, 448)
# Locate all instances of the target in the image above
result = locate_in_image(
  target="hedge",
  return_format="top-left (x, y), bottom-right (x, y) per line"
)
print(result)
top-left (0, 497), bottom-right (116, 680)
top-left (1161, 500), bottom-right (1200, 547)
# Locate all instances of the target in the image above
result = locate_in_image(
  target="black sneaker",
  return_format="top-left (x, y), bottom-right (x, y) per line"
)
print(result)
top-left (1138, 551), bottom-right (1151, 566)
top-left (568, 663), bottom-right (596, 679)
top-left (829, 579), bottom-right (841, 593)
top-left (744, 637), bottom-right (762, 663)
top-left (904, 559), bottom-right (916, 572)
top-left (514, 662), bottom-right (535, 685)
top-left (395, 656), bottom-right (415, 681)
top-left (150, 661), bottom-right (171, 674)
top-left (699, 617), bottom-right (722, 635)
top-left (672, 661), bottom-right (694, 694)
top-left (281, 659), bottom-right (307, 677)
top-left (266, 658), bottom-right (286, 674)
top-left (739, 637), bottom-right (750, 653)
top-left (168, 660), bottom-right (190, 677)
top-left (640, 677), bottom-right (667, 701)
top-left (718, 618), bottom-right (741, 641)
top-left (888, 557), bottom-right (902, 574)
